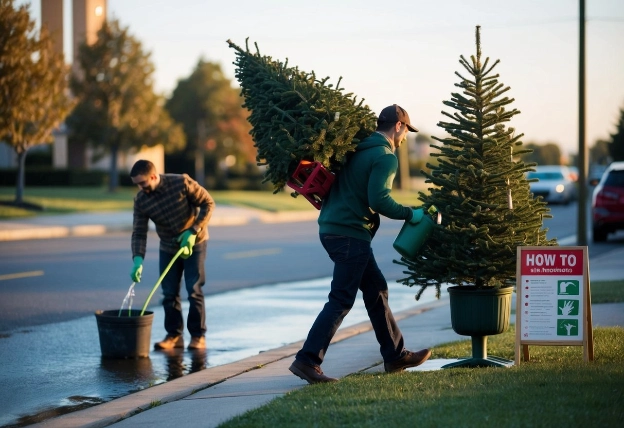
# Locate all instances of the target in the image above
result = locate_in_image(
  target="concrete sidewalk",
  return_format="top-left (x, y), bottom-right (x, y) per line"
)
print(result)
top-left (32, 299), bottom-right (452, 428)
top-left (33, 294), bottom-right (624, 428)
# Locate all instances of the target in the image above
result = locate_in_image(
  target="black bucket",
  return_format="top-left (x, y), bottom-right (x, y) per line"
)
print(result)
top-left (95, 309), bottom-right (154, 359)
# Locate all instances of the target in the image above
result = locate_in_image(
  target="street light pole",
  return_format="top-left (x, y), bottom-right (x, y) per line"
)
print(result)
top-left (577, 0), bottom-right (588, 246)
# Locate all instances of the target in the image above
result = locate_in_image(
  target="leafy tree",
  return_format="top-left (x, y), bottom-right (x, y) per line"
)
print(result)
top-left (396, 26), bottom-right (555, 300)
top-left (165, 59), bottom-right (256, 184)
top-left (0, 0), bottom-right (74, 206)
top-left (590, 139), bottom-right (611, 165)
top-left (228, 39), bottom-right (377, 192)
top-left (607, 107), bottom-right (624, 162)
top-left (67, 18), bottom-right (184, 191)
top-left (521, 142), bottom-right (562, 166)
top-left (411, 133), bottom-right (435, 176)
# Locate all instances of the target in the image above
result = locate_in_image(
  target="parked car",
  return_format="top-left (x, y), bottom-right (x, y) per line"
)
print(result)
top-left (526, 165), bottom-right (576, 204)
top-left (592, 161), bottom-right (624, 242)
top-left (589, 164), bottom-right (609, 186)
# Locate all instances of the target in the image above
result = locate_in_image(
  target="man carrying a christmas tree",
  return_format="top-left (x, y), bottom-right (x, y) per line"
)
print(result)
top-left (129, 159), bottom-right (215, 351)
top-left (289, 104), bottom-right (432, 384)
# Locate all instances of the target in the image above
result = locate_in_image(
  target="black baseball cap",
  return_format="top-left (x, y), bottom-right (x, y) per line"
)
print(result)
top-left (378, 104), bottom-right (419, 132)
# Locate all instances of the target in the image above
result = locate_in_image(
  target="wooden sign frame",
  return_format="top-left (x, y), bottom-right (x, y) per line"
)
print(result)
top-left (515, 246), bottom-right (594, 365)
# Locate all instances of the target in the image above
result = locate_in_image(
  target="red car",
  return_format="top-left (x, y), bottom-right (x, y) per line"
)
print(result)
top-left (592, 161), bottom-right (624, 242)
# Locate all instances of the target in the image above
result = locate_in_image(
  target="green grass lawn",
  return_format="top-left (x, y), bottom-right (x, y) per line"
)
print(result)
top-left (591, 280), bottom-right (624, 303)
top-left (0, 187), bottom-right (137, 217)
top-left (222, 326), bottom-right (624, 427)
top-left (221, 282), bottom-right (624, 427)
top-left (0, 186), bottom-right (424, 218)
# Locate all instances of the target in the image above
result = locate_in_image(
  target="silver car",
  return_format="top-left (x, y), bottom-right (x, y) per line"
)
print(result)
top-left (526, 165), bottom-right (576, 205)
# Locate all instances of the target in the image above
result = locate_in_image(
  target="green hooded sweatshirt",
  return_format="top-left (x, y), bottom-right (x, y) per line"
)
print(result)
top-left (318, 132), bottom-right (413, 242)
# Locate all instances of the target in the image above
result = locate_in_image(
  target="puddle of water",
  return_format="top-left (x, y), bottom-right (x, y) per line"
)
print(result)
top-left (407, 359), bottom-right (464, 371)
top-left (0, 278), bottom-right (440, 427)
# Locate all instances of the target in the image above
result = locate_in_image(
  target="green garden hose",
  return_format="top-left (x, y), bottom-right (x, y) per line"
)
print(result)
top-left (140, 247), bottom-right (185, 316)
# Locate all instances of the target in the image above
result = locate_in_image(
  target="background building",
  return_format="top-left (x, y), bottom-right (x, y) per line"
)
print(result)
top-left (0, 0), bottom-right (163, 175)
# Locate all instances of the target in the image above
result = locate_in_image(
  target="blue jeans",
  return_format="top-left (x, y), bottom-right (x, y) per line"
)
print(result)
top-left (296, 234), bottom-right (406, 367)
top-left (159, 240), bottom-right (207, 338)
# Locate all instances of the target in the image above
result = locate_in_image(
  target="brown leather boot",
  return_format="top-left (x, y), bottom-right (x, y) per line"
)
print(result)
top-left (154, 335), bottom-right (184, 350)
top-left (289, 360), bottom-right (338, 384)
top-left (384, 349), bottom-right (432, 373)
top-left (188, 336), bottom-right (206, 350)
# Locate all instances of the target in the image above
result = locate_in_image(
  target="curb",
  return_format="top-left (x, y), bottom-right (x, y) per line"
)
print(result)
top-left (0, 224), bottom-right (115, 241)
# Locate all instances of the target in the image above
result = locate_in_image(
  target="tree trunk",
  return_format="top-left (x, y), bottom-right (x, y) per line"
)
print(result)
top-left (195, 119), bottom-right (206, 187)
top-left (397, 142), bottom-right (410, 191)
top-left (15, 150), bottom-right (27, 204)
top-left (108, 144), bottom-right (119, 192)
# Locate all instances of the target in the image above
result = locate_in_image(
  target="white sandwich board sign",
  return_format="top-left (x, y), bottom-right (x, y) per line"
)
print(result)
top-left (515, 246), bottom-right (594, 364)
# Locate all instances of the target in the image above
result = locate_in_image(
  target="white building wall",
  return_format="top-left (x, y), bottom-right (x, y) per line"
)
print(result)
top-left (0, 143), bottom-right (17, 168)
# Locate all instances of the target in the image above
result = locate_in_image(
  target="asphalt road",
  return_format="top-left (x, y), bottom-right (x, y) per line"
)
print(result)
top-left (0, 219), bottom-right (328, 331)
top-left (0, 201), bottom-right (615, 332)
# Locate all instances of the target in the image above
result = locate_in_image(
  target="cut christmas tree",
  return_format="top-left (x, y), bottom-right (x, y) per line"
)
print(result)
top-left (227, 39), bottom-right (377, 197)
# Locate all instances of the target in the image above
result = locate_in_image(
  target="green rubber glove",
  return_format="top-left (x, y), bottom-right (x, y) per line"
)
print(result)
top-left (408, 208), bottom-right (424, 225)
top-left (130, 256), bottom-right (143, 282)
top-left (177, 229), bottom-right (197, 259)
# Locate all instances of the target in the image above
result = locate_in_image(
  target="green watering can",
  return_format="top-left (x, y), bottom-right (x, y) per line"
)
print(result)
top-left (393, 206), bottom-right (439, 260)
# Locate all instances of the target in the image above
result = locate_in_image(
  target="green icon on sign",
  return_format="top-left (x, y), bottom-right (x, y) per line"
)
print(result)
top-left (558, 300), bottom-right (579, 316)
top-left (557, 319), bottom-right (578, 336)
top-left (557, 280), bottom-right (579, 296)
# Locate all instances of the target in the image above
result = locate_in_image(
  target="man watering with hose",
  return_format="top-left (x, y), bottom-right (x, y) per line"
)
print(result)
top-left (129, 160), bottom-right (215, 350)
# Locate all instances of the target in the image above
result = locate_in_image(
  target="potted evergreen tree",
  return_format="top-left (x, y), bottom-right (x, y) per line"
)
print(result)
top-left (396, 26), bottom-right (557, 368)
top-left (227, 39), bottom-right (376, 207)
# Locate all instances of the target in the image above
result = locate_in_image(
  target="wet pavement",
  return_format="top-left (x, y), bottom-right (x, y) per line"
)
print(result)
top-left (0, 277), bottom-right (440, 427)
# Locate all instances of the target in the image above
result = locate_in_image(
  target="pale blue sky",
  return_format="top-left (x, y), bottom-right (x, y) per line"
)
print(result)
top-left (19, 0), bottom-right (624, 158)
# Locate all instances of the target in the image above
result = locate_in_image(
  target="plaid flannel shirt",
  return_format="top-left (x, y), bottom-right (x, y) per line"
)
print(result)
top-left (131, 173), bottom-right (215, 257)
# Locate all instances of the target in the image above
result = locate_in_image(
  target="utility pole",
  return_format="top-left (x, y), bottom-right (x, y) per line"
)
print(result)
top-left (577, 0), bottom-right (588, 245)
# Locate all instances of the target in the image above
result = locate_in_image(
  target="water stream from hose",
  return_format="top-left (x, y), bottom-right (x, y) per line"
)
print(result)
top-left (118, 282), bottom-right (136, 317)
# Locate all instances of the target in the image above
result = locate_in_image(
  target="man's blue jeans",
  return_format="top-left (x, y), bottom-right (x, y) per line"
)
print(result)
top-left (296, 234), bottom-right (405, 367)
top-left (159, 240), bottom-right (207, 338)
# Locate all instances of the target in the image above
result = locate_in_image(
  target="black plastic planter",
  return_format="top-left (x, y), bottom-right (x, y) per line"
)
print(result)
top-left (95, 309), bottom-right (154, 359)
top-left (442, 285), bottom-right (514, 368)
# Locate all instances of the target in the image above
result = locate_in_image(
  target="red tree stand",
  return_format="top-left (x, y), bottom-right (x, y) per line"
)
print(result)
top-left (287, 160), bottom-right (335, 209)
